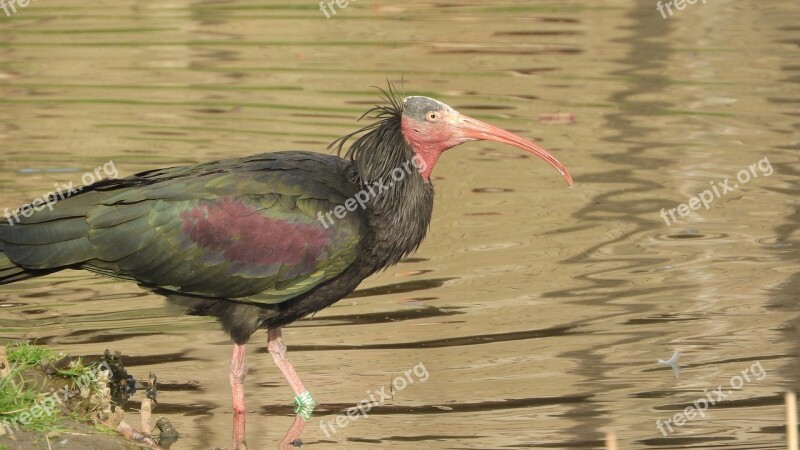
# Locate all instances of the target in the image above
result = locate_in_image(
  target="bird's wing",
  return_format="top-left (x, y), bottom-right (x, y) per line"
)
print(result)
top-left (0, 152), bottom-right (366, 305)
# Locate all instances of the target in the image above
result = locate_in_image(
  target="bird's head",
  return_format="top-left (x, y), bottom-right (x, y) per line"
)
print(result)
top-left (330, 86), bottom-right (572, 188)
top-left (400, 96), bottom-right (572, 186)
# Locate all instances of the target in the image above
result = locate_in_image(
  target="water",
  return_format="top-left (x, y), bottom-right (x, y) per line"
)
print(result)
top-left (1, 1), bottom-right (798, 448)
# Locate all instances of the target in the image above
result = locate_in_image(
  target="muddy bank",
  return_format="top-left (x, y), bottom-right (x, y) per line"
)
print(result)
top-left (0, 345), bottom-right (176, 450)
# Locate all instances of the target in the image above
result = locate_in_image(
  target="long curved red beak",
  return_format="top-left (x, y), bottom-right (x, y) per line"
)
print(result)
top-left (456, 114), bottom-right (573, 187)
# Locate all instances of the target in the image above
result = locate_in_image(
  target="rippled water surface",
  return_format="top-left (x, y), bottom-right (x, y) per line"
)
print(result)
top-left (1, 1), bottom-right (799, 449)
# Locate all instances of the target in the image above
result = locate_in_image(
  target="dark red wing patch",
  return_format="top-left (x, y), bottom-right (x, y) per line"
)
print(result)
top-left (180, 197), bottom-right (335, 272)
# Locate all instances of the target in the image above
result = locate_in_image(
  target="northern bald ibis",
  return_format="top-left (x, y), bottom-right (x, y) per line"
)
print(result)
top-left (0, 85), bottom-right (572, 448)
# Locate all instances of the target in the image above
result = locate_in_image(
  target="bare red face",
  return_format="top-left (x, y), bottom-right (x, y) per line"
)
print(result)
top-left (400, 96), bottom-right (573, 186)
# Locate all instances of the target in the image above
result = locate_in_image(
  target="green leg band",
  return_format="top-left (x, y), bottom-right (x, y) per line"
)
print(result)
top-left (294, 391), bottom-right (316, 421)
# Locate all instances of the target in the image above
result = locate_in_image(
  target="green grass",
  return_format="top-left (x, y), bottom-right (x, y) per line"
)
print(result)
top-left (0, 363), bottom-right (61, 433)
top-left (92, 423), bottom-right (118, 435)
top-left (0, 343), bottom-right (64, 434)
top-left (1, 342), bottom-right (114, 438)
top-left (0, 364), bottom-right (39, 417)
top-left (6, 342), bottom-right (53, 369)
top-left (5, 342), bottom-right (96, 381)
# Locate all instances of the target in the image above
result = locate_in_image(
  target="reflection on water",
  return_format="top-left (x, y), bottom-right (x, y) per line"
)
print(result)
top-left (1, 1), bottom-right (799, 448)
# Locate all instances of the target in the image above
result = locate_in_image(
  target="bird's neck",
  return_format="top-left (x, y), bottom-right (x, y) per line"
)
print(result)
top-left (348, 144), bottom-right (435, 272)
top-left (332, 100), bottom-right (436, 272)
top-left (363, 168), bottom-right (434, 271)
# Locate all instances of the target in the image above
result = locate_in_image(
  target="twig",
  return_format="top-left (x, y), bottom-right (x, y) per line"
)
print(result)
top-left (788, 391), bottom-right (798, 450)
top-left (605, 431), bottom-right (617, 450)
top-left (140, 372), bottom-right (157, 434)
top-left (117, 420), bottom-right (162, 450)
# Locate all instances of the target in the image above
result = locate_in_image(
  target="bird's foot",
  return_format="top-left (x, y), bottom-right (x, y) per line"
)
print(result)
top-left (279, 415), bottom-right (307, 449)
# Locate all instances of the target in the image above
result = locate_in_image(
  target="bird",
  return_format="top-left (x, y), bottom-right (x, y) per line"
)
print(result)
top-left (0, 85), bottom-right (572, 449)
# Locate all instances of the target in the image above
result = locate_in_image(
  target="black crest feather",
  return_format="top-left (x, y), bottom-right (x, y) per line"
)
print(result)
top-left (328, 82), bottom-right (415, 184)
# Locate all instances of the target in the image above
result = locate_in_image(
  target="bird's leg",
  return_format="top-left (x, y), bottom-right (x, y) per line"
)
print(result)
top-left (230, 343), bottom-right (248, 450)
top-left (267, 328), bottom-right (308, 396)
top-left (267, 327), bottom-right (315, 448)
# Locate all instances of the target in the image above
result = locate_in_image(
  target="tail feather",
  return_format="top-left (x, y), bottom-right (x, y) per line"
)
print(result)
top-left (0, 197), bottom-right (83, 283)
top-left (0, 189), bottom-right (102, 274)
top-left (0, 248), bottom-right (47, 284)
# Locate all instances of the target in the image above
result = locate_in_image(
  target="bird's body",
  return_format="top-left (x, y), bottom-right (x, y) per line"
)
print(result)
top-left (0, 147), bottom-right (432, 343)
top-left (0, 89), bottom-right (571, 449)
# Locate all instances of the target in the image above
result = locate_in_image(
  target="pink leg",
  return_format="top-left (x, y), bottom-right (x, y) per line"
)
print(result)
top-left (268, 328), bottom-right (314, 448)
top-left (267, 328), bottom-right (307, 395)
top-left (279, 415), bottom-right (307, 449)
top-left (230, 343), bottom-right (247, 450)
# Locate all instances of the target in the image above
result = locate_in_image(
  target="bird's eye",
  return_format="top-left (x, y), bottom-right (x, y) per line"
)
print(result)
top-left (426, 111), bottom-right (440, 122)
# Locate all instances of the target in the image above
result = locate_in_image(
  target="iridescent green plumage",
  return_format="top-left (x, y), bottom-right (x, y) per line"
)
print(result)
top-left (0, 152), bottom-right (366, 306)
